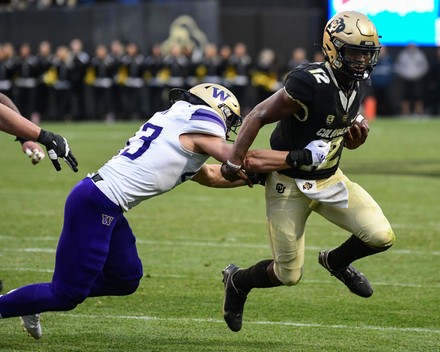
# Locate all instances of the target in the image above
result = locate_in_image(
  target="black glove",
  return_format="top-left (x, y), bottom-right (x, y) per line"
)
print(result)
top-left (220, 162), bottom-right (242, 182)
top-left (37, 129), bottom-right (78, 172)
top-left (247, 172), bottom-right (267, 186)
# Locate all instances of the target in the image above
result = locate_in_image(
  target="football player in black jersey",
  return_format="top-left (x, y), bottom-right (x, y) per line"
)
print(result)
top-left (220, 11), bottom-right (396, 332)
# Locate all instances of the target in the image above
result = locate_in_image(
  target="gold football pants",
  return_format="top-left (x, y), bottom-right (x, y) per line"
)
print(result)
top-left (265, 169), bottom-right (395, 286)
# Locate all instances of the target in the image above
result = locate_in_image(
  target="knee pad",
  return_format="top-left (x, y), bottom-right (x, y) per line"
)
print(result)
top-left (274, 263), bottom-right (303, 286)
top-left (368, 228), bottom-right (396, 250)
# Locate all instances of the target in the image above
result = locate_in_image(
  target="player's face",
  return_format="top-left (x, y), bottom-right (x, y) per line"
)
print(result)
top-left (342, 47), bottom-right (380, 75)
top-left (343, 48), bottom-right (372, 74)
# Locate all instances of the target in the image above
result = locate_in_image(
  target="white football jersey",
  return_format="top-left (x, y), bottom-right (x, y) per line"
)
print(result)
top-left (97, 101), bottom-right (227, 211)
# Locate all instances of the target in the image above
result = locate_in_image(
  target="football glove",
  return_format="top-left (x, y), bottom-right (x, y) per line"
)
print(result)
top-left (247, 172), bottom-right (267, 186)
top-left (37, 129), bottom-right (78, 172)
top-left (304, 139), bottom-right (331, 166)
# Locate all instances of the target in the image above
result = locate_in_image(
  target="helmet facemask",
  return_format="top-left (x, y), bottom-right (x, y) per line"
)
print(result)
top-left (334, 41), bottom-right (381, 80)
top-left (218, 103), bottom-right (242, 141)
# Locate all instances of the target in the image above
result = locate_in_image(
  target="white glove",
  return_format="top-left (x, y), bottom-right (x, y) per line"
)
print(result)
top-left (304, 140), bottom-right (331, 166)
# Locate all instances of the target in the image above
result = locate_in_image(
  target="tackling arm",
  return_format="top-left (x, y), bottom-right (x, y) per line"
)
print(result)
top-left (221, 89), bottom-right (302, 181)
top-left (0, 93), bottom-right (46, 165)
top-left (0, 103), bottom-right (41, 140)
top-left (191, 164), bottom-right (247, 188)
top-left (0, 103), bottom-right (78, 172)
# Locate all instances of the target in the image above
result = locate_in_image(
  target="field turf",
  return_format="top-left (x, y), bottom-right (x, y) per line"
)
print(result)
top-left (0, 118), bottom-right (439, 351)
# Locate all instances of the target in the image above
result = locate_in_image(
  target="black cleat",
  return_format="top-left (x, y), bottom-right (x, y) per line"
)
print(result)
top-left (318, 250), bottom-right (373, 298)
top-left (222, 264), bottom-right (248, 332)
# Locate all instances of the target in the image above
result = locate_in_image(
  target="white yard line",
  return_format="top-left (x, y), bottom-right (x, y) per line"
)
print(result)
top-left (57, 313), bottom-right (440, 334)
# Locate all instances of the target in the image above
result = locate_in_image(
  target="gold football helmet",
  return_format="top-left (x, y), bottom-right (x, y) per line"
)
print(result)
top-left (169, 83), bottom-right (242, 139)
top-left (322, 11), bottom-right (381, 80)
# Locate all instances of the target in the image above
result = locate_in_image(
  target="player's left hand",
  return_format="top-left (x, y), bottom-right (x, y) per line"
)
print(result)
top-left (345, 117), bottom-right (369, 149)
top-left (22, 141), bottom-right (45, 165)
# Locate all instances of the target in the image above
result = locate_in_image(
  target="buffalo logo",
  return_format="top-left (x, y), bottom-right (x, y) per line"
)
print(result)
top-left (328, 18), bottom-right (345, 33)
top-left (326, 115), bottom-right (335, 125)
top-left (161, 15), bottom-right (208, 59)
top-left (275, 183), bottom-right (286, 194)
top-left (302, 182), bottom-right (313, 191)
top-left (102, 214), bottom-right (114, 226)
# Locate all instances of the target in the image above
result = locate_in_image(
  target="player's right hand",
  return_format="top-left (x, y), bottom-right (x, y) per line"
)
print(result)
top-left (304, 139), bottom-right (331, 166)
top-left (37, 129), bottom-right (79, 172)
top-left (22, 141), bottom-right (45, 165)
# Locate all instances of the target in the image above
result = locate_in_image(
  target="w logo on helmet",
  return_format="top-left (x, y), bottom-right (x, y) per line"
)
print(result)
top-left (212, 87), bottom-right (231, 102)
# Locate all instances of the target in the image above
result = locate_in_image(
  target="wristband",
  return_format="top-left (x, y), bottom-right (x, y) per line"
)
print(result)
top-left (15, 136), bottom-right (28, 145)
top-left (355, 114), bottom-right (365, 123)
top-left (285, 149), bottom-right (312, 167)
top-left (36, 129), bottom-right (49, 145)
top-left (226, 160), bottom-right (242, 171)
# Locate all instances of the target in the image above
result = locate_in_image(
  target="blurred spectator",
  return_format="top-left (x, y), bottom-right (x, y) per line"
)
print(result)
top-left (109, 39), bottom-right (125, 120)
top-left (160, 43), bottom-right (189, 97)
top-left (69, 38), bottom-right (89, 120)
top-left (394, 43), bottom-right (429, 116)
top-left (224, 42), bottom-right (252, 113)
top-left (195, 42), bottom-right (223, 85)
top-left (425, 47), bottom-right (440, 116)
top-left (51, 45), bottom-right (73, 121)
top-left (312, 50), bottom-right (325, 63)
top-left (286, 47), bottom-right (309, 72)
top-left (0, 43), bottom-right (16, 100)
top-left (218, 44), bottom-right (232, 85)
top-left (120, 41), bottom-right (146, 120)
top-left (144, 43), bottom-right (165, 115)
top-left (86, 44), bottom-right (116, 122)
top-left (13, 43), bottom-right (39, 123)
top-left (35, 40), bottom-right (54, 121)
top-left (370, 46), bottom-right (395, 116)
top-left (251, 48), bottom-right (281, 102)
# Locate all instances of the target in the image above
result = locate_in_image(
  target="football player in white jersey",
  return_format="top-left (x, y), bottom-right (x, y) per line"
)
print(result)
top-left (220, 11), bottom-right (396, 332)
top-left (0, 83), bottom-right (304, 339)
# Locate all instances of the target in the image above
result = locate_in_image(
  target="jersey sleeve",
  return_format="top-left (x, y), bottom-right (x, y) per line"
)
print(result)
top-left (284, 68), bottom-right (316, 107)
top-left (181, 107), bottom-right (227, 139)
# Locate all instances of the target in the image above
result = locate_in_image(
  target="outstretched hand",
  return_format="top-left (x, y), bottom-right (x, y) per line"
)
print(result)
top-left (37, 129), bottom-right (78, 172)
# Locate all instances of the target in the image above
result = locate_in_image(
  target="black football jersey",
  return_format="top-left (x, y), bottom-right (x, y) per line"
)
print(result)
top-left (270, 62), bottom-right (370, 180)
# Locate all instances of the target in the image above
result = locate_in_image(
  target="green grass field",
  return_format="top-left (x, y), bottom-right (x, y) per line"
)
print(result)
top-left (0, 118), bottom-right (439, 352)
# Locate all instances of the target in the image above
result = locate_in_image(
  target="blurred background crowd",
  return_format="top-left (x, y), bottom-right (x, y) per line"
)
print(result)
top-left (0, 0), bottom-right (439, 122)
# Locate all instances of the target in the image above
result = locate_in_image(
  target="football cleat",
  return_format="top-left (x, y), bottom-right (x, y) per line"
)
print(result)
top-left (318, 250), bottom-right (373, 298)
top-left (222, 264), bottom-right (249, 332)
top-left (20, 314), bottom-right (42, 339)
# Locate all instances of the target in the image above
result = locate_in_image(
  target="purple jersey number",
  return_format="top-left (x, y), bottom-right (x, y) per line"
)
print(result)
top-left (121, 122), bottom-right (163, 160)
